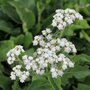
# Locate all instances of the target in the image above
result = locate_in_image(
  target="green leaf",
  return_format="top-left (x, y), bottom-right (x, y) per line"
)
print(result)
top-left (0, 20), bottom-right (21, 35)
top-left (70, 38), bottom-right (90, 55)
top-left (42, 13), bottom-right (53, 28)
top-left (9, 1), bottom-right (35, 33)
top-left (10, 34), bottom-right (24, 45)
top-left (81, 75), bottom-right (90, 85)
top-left (12, 27), bottom-right (21, 35)
top-left (80, 7), bottom-right (90, 17)
top-left (79, 0), bottom-right (90, 6)
top-left (13, 0), bottom-right (36, 11)
top-left (27, 79), bottom-right (52, 90)
top-left (26, 48), bottom-right (34, 56)
top-left (66, 65), bottom-right (90, 79)
top-left (23, 32), bottom-right (33, 49)
top-left (0, 40), bottom-right (14, 61)
top-left (53, 77), bottom-right (62, 90)
top-left (0, 71), bottom-right (12, 90)
top-left (80, 30), bottom-right (90, 42)
top-left (70, 54), bottom-right (90, 63)
top-left (64, 20), bottom-right (90, 36)
top-left (75, 84), bottom-right (90, 90)
top-left (0, 0), bottom-right (21, 23)
top-left (12, 80), bottom-right (20, 90)
top-left (0, 20), bottom-right (13, 34)
top-left (37, 1), bottom-right (45, 14)
top-left (12, 79), bottom-right (28, 90)
top-left (62, 65), bottom-right (90, 85)
top-left (46, 72), bottom-right (62, 90)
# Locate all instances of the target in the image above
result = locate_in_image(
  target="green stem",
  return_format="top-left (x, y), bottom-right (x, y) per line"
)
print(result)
top-left (36, 12), bottom-right (41, 33)
top-left (47, 73), bottom-right (62, 90)
top-left (47, 75), bottom-right (57, 90)
top-left (60, 30), bottom-right (64, 38)
top-left (23, 22), bottom-right (28, 34)
top-left (16, 57), bottom-right (25, 67)
top-left (53, 29), bottom-right (64, 39)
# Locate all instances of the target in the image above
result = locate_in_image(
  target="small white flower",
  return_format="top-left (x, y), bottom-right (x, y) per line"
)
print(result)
top-left (7, 57), bottom-right (14, 65)
top-left (64, 47), bottom-right (71, 53)
top-left (62, 64), bottom-right (67, 70)
top-left (52, 72), bottom-right (58, 78)
top-left (19, 71), bottom-right (29, 83)
top-left (25, 65), bottom-right (31, 70)
top-left (39, 40), bottom-right (45, 47)
top-left (72, 48), bottom-right (77, 53)
top-left (50, 39), bottom-right (56, 44)
top-left (46, 34), bottom-right (52, 40)
top-left (10, 72), bottom-right (16, 80)
top-left (59, 41), bottom-right (65, 47)
top-left (28, 56), bottom-right (33, 60)
top-left (51, 67), bottom-right (56, 72)
top-left (58, 70), bottom-right (64, 76)
top-left (42, 30), bottom-right (47, 36)
top-left (68, 62), bottom-right (74, 68)
top-left (46, 28), bottom-right (52, 33)
top-left (57, 24), bottom-right (63, 30)
top-left (33, 40), bottom-right (38, 46)
top-left (51, 21), bottom-right (57, 26)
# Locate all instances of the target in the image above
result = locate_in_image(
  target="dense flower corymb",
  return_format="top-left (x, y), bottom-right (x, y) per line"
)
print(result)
top-left (7, 28), bottom-right (76, 82)
top-left (10, 65), bottom-right (29, 83)
top-left (52, 8), bottom-right (83, 30)
top-left (7, 45), bottom-right (24, 65)
top-left (6, 8), bottom-right (83, 83)
top-left (32, 28), bottom-right (76, 77)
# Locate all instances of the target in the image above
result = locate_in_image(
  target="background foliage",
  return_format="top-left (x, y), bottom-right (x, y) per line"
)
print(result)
top-left (0, 0), bottom-right (90, 90)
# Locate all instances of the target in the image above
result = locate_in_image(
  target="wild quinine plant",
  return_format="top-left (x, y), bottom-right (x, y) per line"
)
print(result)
top-left (6, 8), bottom-right (83, 90)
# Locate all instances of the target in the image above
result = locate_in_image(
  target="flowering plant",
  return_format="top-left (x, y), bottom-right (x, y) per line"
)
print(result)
top-left (6, 8), bottom-right (84, 90)
top-left (0, 0), bottom-right (90, 90)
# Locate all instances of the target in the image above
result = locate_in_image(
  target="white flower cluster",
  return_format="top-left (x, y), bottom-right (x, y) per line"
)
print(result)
top-left (7, 8), bottom-right (81, 82)
top-left (22, 55), bottom-right (37, 71)
top-left (33, 28), bottom-right (76, 53)
top-left (32, 28), bottom-right (76, 78)
top-left (10, 65), bottom-right (29, 83)
top-left (7, 28), bottom-right (76, 81)
top-left (52, 8), bottom-right (83, 30)
top-left (7, 45), bottom-right (24, 65)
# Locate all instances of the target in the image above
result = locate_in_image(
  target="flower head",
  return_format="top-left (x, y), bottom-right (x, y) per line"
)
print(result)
top-left (52, 8), bottom-right (83, 30)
